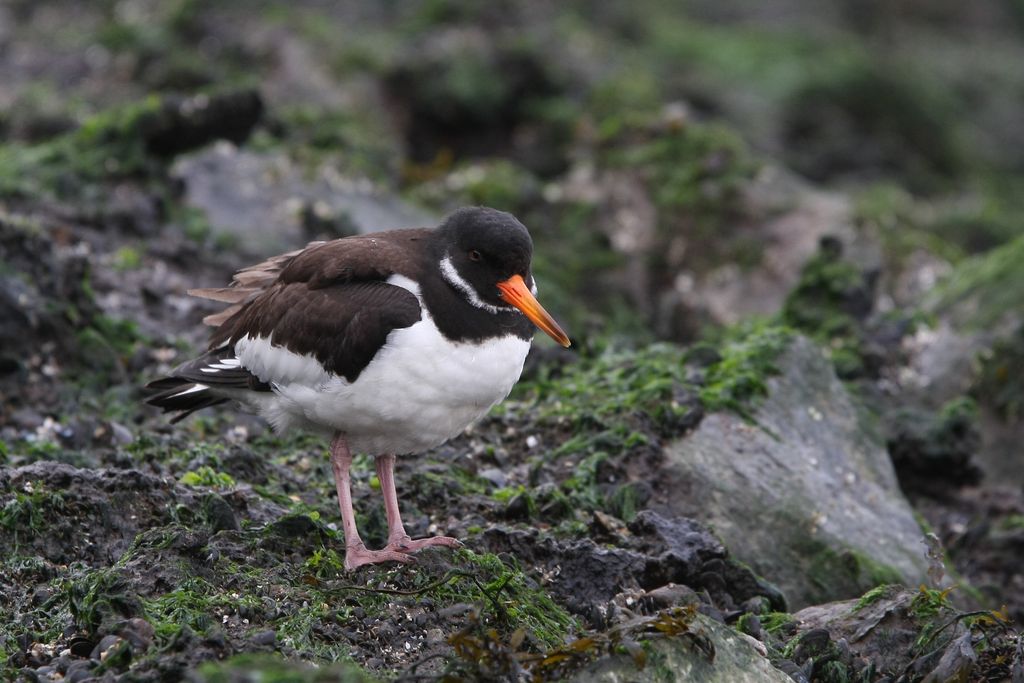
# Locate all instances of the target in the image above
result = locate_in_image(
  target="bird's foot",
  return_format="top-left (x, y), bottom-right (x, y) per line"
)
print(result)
top-left (344, 545), bottom-right (414, 571)
top-left (385, 535), bottom-right (463, 555)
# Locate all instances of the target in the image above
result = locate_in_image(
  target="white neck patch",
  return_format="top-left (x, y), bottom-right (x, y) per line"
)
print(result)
top-left (439, 255), bottom-right (518, 315)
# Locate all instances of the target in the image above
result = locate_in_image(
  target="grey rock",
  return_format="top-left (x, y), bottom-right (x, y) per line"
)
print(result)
top-left (90, 634), bottom-right (123, 661)
top-left (118, 617), bottom-right (155, 652)
top-left (570, 613), bottom-right (790, 682)
top-left (64, 660), bottom-right (94, 683)
top-left (477, 467), bottom-right (507, 489)
top-left (250, 629), bottom-right (277, 647)
top-left (172, 144), bottom-right (435, 257)
top-left (793, 586), bottom-right (972, 678)
top-left (663, 336), bottom-right (929, 607)
top-left (922, 629), bottom-right (977, 683)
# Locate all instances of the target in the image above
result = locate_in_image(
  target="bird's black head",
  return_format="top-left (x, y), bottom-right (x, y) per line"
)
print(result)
top-left (435, 206), bottom-right (533, 306)
top-left (433, 206), bottom-right (570, 347)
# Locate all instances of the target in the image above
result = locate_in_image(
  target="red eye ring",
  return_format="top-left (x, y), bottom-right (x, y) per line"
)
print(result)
top-left (468, 250), bottom-right (482, 262)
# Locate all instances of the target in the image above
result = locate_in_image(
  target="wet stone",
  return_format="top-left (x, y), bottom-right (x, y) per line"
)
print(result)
top-left (64, 660), bottom-right (94, 683)
top-left (503, 492), bottom-right (533, 520)
top-left (118, 618), bottom-right (154, 651)
top-left (31, 586), bottom-right (52, 605)
top-left (68, 637), bottom-right (94, 658)
top-left (202, 493), bottom-right (239, 532)
top-left (250, 630), bottom-right (276, 647)
top-left (639, 583), bottom-right (700, 612)
top-left (90, 635), bottom-right (123, 661)
top-left (478, 467), bottom-right (506, 488)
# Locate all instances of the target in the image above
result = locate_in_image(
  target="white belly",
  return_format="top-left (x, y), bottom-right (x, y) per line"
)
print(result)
top-left (233, 315), bottom-right (531, 454)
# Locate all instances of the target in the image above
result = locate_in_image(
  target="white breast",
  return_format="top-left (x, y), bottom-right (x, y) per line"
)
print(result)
top-left (231, 275), bottom-right (532, 454)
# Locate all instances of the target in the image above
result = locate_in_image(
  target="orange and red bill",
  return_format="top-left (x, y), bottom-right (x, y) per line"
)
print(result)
top-left (496, 274), bottom-right (571, 348)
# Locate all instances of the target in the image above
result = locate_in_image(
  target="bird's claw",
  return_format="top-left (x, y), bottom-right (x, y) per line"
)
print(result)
top-left (344, 547), bottom-right (415, 571)
top-left (385, 535), bottom-right (463, 554)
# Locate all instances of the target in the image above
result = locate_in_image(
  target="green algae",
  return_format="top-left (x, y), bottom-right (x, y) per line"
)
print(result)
top-left (179, 467), bottom-right (237, 490)
top-left (194, 653), bottom-right (381, 683)
top-left (780, 241), bottom-right (871, 379)
top-left (698, 323), bottom-right (793, 418)
top-left (0, 96), bottom-right (166, 199)
top-left (931, 233), bottom-right (1024, 330)
top-left (804, 543), bottom-right (903, 603)
top-left (1, 519), bottom-right (578, 679)
top-left (854, 584), bottom-right (901, 611)
top-left (0, 483), bottom-right (66, 550)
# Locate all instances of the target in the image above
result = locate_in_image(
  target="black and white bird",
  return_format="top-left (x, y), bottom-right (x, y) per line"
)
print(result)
top-left (147, 207), bottom-right (570, 570)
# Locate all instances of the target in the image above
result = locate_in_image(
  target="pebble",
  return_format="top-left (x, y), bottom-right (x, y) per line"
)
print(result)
top-left (31, 586), bottom-right (53, 606)
top-left (503, 493), bottom-right (532, 520)
top-left (478, 467), bottom-right (507, 488)
top-left (250, 630), bottom-right (276, 646)
top-left (53, 655), bottom-right (73, 673)
top-left (437, 603), bottom-right (474, 619)
top-left (90, 635), bottom-right (122, 661)
top-left (68, 637), bottom-right (94, 658)
top-left (64, 660), bottom-right (94, 683)
top-left (119, 617), bottom-right (155, 651)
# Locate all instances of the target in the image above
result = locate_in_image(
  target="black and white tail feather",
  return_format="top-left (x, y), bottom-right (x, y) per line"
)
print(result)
top-left (145, 245), bottom-right (304, 422)
top-left (146, 346), bottom-right (271, 423)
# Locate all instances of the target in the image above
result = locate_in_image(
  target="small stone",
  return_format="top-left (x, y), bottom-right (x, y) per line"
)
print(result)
top-left (118, 618), bottom-right (155, 651)
top-left (438, 603), bottom-right (474, 619)
top-left (203, 493), bottom-right (240, 532)
top-left (108, 421), bottom-right (134, 445)
top-left (639, 583), bottom-right (699, 612)
top-left (68, 637), bottom-right (94, 658)
top-left (53, 655), bottom-right (72, 674)
top-left (478, 467), bottom-right (506, 488)
top-left (503, 492), bottom-right (532, 520)
top-left (32, 586), bottom-right (53, 606)
top-left (90, 635), bottom-right (122, 662)
top-left (65, 660), bottom-right (94, 683)
top-left (250, 630), bottom-right (276, 647)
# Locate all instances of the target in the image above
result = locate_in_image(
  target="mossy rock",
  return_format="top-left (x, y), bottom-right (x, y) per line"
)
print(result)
top-left (663, 335), bottom-right (928, 607)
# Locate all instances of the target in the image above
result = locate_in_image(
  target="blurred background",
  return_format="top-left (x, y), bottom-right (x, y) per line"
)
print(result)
top-left (2, 0), bottom-right (1023, 348)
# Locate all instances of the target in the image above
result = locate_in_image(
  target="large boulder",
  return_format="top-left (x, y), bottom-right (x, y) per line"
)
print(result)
top-left (172, 143), bottom-right (435, 256)
top-left (662, 335), bottom-right (929, 607)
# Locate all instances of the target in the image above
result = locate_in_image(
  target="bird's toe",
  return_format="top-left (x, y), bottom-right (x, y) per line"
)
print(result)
top-left (344, 547), bottom-right (415, 571)
top-left (386, 535), bottom-right (462, 554)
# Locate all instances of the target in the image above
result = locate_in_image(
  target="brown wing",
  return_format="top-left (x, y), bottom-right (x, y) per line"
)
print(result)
top-left (189, 228), bottom-right (432, 327)
top-left (194, 228), bottom-right (432, 382)
top-left (189, 245), bottom-right (316, 327)
top-left (213, 281), bottom-right (422, 382)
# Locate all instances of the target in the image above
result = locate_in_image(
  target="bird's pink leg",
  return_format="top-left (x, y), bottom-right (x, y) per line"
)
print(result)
top-left (329, 433), bottom-right (411, 570)
top-left (376, 453), bottom-right (461, 554)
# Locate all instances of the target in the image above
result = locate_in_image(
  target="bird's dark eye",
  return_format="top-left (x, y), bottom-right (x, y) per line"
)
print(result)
top-left (468, 250), bottom-right (482, 262)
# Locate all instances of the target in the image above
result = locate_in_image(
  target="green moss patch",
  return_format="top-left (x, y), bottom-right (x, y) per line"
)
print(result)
top-left (194, 653), bottom-right (381, 683)
top-left (931, 233), bottom-right (1024, 330)
top-left (0, 516), bottom-right (578, 680)
top-left (697, 323), bottom-right (793, 418)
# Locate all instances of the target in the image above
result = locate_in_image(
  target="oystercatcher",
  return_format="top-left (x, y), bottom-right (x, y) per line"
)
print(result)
top-left (147, 207), bottom-right (570, 569)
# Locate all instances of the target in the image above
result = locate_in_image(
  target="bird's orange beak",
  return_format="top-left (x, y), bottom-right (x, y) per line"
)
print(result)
top-left (496, 274), bottom-right (571, 348)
